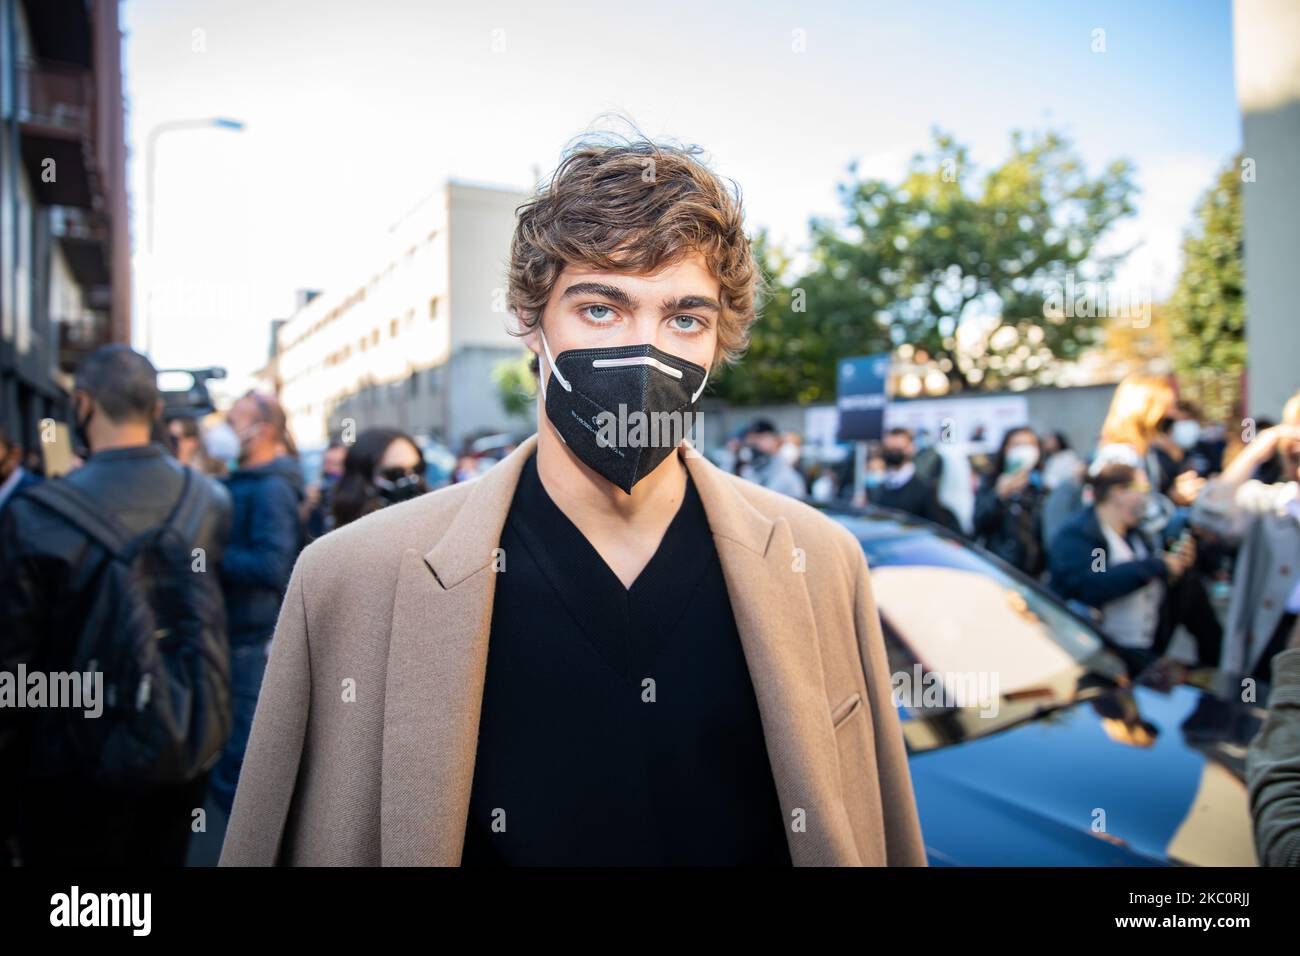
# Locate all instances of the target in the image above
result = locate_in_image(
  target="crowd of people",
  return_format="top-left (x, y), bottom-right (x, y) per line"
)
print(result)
top-left (721, 379), bottom-right (1300, 866)
top-left (2, 347), bottom-right (1298, 867)
top-left (0, 345), bottom-right (465, 867)
top-left (721, 375), bottom-right (1300, 692)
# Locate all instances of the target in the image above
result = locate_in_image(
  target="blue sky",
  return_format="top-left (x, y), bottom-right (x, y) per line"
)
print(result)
top-left (121, 0), bottom-right (1241, 385)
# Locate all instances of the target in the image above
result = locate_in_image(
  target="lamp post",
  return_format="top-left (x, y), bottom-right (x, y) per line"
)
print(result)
top-left (144, 117), bottom-right (246, 359)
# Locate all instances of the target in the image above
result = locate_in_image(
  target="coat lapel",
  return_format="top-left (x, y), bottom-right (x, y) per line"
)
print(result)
top-left (683, 445), bottom-right (863, 865)
top-left (380, 436), bottom-right (859, 866)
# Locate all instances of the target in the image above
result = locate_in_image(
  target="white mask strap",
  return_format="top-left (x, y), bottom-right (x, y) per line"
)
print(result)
top-left (538, 329), bottom-right (570, 399)
top-left (690, 365), bottom-right (711, 404)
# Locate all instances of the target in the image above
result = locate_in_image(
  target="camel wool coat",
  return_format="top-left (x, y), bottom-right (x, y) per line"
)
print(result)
top-left (219, 435), bottom-right (927, 866)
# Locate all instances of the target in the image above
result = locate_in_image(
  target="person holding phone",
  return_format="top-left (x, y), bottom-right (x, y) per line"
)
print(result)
top-left (974, 426), bottom-right (1047, 576)
top-left (1049, 464), bottom-right (1202, 662)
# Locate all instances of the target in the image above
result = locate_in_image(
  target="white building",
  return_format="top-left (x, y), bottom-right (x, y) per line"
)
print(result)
top-left (1235, 0), bottom-right (1300, 417)
top-left (276, 180), bottom-right (533, 451)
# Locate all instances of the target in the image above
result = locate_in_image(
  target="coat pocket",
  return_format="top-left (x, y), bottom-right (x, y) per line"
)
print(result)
top-left (831, 691), bottom-right (863, 731)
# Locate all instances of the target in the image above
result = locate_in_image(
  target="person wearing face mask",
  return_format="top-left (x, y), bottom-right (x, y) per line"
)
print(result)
top-left (973, 427), bottom-right (1047, 576)
top-left (1096, 375), bottom-right (1206, 529)
top-left (330, 428), bottom-right (429, 529)
top-left (739, 420), bottom-right (806, 498)
top-left (210, 390), bottom-right (305, 820)
top-left (1160, 401), bottom-right (1220, 479)
top-left (221, 135), bottom-right (925, 868)
top-left (868, 428), bottom-right (960, 533)
top-left (1048, 464), bottom-right (1197, 662)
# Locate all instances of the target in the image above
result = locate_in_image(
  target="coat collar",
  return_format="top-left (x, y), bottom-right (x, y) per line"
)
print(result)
top-left (423, 435), bottom-right (775, 587)
top-left (383, 433), bottom-right (860, 865)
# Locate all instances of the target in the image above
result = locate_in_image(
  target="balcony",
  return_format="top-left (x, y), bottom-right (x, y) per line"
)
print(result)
top-left (16, 60), bottom-right (96, 208)
top-left (51, 206), bottom-right (110, 289)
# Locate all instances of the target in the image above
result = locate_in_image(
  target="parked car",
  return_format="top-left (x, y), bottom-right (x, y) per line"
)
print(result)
top-left (826, 506), bottom-right (1266, 866)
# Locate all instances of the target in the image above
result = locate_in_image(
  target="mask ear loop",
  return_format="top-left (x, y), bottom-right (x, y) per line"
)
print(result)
top-left (675, 364), bottom-right (712, 458)
top-left (537, 329), bottom-right (570, 403)
top-left (690, 365), bottom-right (711, 404)
top-left (536, 328), bottom-right (570, 446)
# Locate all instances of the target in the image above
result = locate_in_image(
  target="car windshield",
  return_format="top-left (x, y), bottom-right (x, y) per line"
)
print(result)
top-left (835, 517), bottom-right (1119, 726)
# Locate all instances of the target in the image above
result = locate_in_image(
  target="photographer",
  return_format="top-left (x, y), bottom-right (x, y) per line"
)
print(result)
top-left (1049, 463), bottom-right (1219, 668)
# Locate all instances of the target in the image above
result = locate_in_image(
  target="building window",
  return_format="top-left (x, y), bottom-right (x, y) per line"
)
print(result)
top-left (429, 297), bottom-right (438, 320)
top-left (390, 318), bottom-right (399, 338)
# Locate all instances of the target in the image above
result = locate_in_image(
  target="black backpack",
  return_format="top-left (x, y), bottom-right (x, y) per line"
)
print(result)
top-left (19, 469), bottom-right (231, 789)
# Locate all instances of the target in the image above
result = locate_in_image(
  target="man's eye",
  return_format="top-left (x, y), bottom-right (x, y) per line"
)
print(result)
top-left (582, 305), bottom-right (616, 322)
top-left (670, 315), bottom-right (702, 332)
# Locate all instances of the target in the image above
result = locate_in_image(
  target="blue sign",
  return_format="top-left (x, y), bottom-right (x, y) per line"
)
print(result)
top-left (836, 354), bottom-right (889, 442)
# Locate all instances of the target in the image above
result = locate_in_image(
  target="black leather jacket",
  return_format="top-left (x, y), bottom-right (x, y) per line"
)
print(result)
top-left (973, 473), bottom-right (1047, 576)
top-left (0, 443), bottom-right (232, 786)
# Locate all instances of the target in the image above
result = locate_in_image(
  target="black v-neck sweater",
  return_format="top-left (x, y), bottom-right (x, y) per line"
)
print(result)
top-left (460, 453), bottom-right (792, 866)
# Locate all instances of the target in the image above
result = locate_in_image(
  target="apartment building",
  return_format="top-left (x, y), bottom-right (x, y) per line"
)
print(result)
top-left (276, 180), bottom-right (533, 452)
top-left (0, 0), bottom-right (130, 445)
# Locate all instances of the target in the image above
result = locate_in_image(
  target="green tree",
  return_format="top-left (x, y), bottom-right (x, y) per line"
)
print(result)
top-left (711, 229), bottom-right (848, 405)
top-left (716, 129), bottom-right (1137, 404)
top-left (1166, 155), bottom-right (1244, 419)
top-left (492, 350), bottom-right (538, 419)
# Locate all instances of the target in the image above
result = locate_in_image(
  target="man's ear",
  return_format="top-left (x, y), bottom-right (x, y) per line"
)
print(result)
top-left (522, 327), bottom-right (540, 358)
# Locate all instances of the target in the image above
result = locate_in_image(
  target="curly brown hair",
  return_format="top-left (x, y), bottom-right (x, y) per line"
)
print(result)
top-left (507, 134), bottom-right (761, 368)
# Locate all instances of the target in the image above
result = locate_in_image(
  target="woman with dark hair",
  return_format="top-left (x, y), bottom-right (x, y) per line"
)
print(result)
top-left (973, 426), bottom-right (1047, 576)
top-left (332, 427), bottom-right (429, 528)
top-left (1050, 464), bottom-right (1190, 654)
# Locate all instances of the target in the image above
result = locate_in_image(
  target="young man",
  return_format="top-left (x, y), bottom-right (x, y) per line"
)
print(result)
top-left (221, 136), bottom-right (925, 866)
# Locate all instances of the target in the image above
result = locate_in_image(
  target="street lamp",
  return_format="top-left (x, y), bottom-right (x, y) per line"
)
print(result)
top-left (144, 117), bottom-right (246, 358)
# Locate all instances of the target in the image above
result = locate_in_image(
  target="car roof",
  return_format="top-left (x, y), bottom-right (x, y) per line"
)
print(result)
top-left (815, 503), bottom-right (946, 541)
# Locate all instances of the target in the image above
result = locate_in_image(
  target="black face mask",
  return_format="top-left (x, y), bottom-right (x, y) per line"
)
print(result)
top-left (882, 449), bottom-right (907, 468)
top-left (373, 465), bottom-right (428, 506)
top-left (538, 330), bottom-right (709, 494)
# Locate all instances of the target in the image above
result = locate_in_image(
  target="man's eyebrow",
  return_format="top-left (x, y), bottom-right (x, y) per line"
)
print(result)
top-left (662, 295), bottom-right (721, 314)
top-left (560, 282), bottom-right (639, 310)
